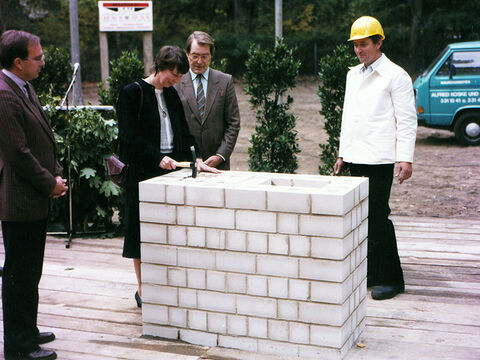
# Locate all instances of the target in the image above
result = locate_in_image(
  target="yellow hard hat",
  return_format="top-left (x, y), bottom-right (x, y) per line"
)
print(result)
top-left (348, 16), bottom-right (385, 41)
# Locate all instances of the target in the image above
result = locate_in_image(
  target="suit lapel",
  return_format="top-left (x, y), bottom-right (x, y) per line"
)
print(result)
top-left (204, 69), bottom-right (219, 122)
top-left (180, 73), bottom-right (203, 123)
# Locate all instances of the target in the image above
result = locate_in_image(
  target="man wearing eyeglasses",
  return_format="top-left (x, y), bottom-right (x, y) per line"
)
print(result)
top-left (175, 31), bottom-right (240, 170)
top-left (0, 30), bottom-right (67, 360)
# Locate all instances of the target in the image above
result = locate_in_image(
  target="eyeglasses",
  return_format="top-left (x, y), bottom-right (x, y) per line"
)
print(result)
top-left (189, 53), bottom-right (211, 61)
top-left (23, 54), bottom-right (45, 63)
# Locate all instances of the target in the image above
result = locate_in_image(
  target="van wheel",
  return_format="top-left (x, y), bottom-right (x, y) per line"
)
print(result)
top-left (454, 112), bottom-right (480, 146)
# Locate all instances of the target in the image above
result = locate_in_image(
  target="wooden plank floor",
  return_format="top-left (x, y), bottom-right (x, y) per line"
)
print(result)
top-left (0, 215), bottom-right (479, 359)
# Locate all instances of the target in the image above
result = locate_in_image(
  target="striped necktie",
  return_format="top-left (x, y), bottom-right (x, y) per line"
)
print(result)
top-left (196, 74), bottom-right (206, 117)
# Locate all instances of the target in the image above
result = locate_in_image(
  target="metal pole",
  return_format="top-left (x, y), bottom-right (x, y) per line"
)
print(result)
top-left (69, 0), bottom-right (83, 105)
top-left (275, 0), bottom-right (282, 45)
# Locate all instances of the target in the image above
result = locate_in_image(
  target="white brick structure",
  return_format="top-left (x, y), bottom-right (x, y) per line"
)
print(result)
top-left (139, 170), bottom-right (368, 359)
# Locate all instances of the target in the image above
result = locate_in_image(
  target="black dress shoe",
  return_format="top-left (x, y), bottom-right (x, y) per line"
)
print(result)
top-left (5, 348), bottom-right (57, 360)
top-left (371, 284), bottom-right (405, 300)
top-left (135, 291), bottom-right (142, 308)
top-left (37, 332), bottom-right (55, 344)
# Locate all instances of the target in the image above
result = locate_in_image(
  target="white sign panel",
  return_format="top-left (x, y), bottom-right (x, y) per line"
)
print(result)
top-left (98, 1), bottom-right (152, 32)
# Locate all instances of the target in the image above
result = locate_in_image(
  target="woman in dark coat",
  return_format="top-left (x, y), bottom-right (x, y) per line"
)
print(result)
top-left (116, 46), bottom-right (218, 307)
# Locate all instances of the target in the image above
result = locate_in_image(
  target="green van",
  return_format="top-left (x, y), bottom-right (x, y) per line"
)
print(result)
top-left (413, 41), bottom-right (480, 145)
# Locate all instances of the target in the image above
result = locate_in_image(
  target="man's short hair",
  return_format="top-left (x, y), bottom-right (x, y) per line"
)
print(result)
top-left (370, 35), bottom-right (383, 44)
top-left (154, 45), bottom-right (189, 75)
top-left (185, 31), bottom-right (215, 57)
top-left (0, 30), bottom-right (40, 69)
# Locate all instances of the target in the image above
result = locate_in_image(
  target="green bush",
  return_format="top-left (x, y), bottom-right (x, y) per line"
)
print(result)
top-left (98, 50), bottom-right (144, 106)
top-left (46, 106), bottom-right (123, 236)
top-left (317, 44), bottom-right (357, 175)
top-left (244, 39), bottom-right (301, 173)
top-left (31, 46), bottom-right (71, 104)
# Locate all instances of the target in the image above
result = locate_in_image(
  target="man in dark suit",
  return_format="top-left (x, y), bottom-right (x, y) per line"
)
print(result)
top-left (175, 31), bottom-right (240, 170)
top-left (0, 30), bottom-right (68, 360)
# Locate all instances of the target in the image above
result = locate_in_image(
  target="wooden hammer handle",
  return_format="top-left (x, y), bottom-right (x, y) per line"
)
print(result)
top-left (175, 161), bottom-right (192, 168)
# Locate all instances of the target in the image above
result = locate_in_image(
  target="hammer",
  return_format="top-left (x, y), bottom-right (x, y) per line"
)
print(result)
top-left (174, 146), bottom-right (197, 178)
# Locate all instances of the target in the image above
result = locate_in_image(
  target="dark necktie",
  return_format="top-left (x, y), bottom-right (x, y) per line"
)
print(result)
top-left (196, 74), bottom-right (206, 117)
top-left (24, 83), bottom-right (32, 101)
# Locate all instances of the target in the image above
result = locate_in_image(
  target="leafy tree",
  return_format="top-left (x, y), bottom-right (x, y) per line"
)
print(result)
top-left (317, 44), bottom-right (356, 175)
top-left (98, 50), bottom-right (144, 106)
top-left (244, 38), bottom-right (301, 173)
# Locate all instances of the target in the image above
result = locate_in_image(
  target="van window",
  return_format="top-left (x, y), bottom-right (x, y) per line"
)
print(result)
top-left (437, 51), bottom-right (480, 76)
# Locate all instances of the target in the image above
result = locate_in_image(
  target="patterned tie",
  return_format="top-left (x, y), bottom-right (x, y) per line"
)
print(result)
top-left (196, 74), bottom-right (206, 117)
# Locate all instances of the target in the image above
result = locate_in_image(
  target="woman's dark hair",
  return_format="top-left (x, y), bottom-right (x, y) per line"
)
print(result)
top-left (153, 46), bottom-right (189, 75)
top-left (0, 30), bottom-right (40, 69)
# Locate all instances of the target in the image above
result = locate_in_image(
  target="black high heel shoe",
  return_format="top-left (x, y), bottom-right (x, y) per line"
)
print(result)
top-left (135, 291), bottom-right (142, 308)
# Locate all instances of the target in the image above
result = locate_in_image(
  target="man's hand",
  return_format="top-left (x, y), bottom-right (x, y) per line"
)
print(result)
top-left (50, 176), bottom-right (68, 198)
top-left (395, 162), bottom-right (412, 184)
top-left (197, 159), bottom-right (221, 174)
top-left (204, 155), bottom-right (223, 168)
top-left (334, 158), bottom-right (344, 175)
top-left (159, 156), bottom-right (177, 170)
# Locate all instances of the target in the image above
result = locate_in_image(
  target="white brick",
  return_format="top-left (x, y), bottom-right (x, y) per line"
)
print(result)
top-left (278, 300), bottom-right (298, 321)
top-left (165, 183), bottom-right (185, 204)
top-left (248, 317), bottom-right (267, 338)
top-left (268, 234), bottom-right (289, 255)
top-left (359, 278), bottom-right (367, 302)
top-left (208, 313), bottom-right (227, 334)
top-left (177, 206), bottom-right (195, 226)
top-left (206, 229), bottom-right (226, 249)
top-left (142, 284), bottom-right (177, 306)
top-left (178, 288), bottom-right (197, 308)
top-left (216, 252), bottom-right (256, 273)
top-left (188, 310), bottom-right (207, 331)
top-left (141, 223), bottom-right (167, 244)
top-left (359, 238), bottom-right (367, 262)
top-left (142, 303), bottom-right (168, 325)
top-left (267, 189), bottom-right (310, 213)
top-left (236, 210), bottom-right (276, 232)
top-left (225, 187), bottom-right (266, 210)
top-left (268, 277), bottom-right (288, 298)
top-left (299, 257), bottom-right (350, 282)
top-left (169, 307), bottom-right (187, 327)
top-left (311, 187), bottom-right (354, 215)
top-left (289, 235), bottom-right (310, 257)
top-left (187, 227), bottom-right (206, 247)
top-left (218, 335), bottom-right (257, 352)
top-left (185, 184), bottom-right (224, 207)
top-left (142, 323), bottom-right (178, 340)
top-left (167, 226), bottom-right (187, 246)
top-left (361, 198), bottom-right (368, 221)
top-left (310, 320), bottom-right (351, 348)
top-left (247, 232), bottom-right (268, 253)
top-left (359, 219), bottom-right (368, 242)
top-left (257, 255), bottom-right (298, 278)
top-left (268, 319), bottom-right (289, 341)
top-left (237, 295), bottom-right (276, 318)
top-left (226, 231), bottom-right (247, 251)
top-left (289, 279), bottom-right (309, 301)
top-left (206, 271), bottom-right (225, 292)
top-left (277, 213), bottom-right (298, 234)
top-left (311, 233), bottom-right (353, 260)
top-left (311, 275), bottom-right (353, 304)
top-left (359, 178), bottom-right (369, 201)
top-left (257, 340), bottom-right (299, 358)
top-left (187, 269), bottom-right (206, 289)
top-left (178, 248), bottom-right (215, 269)
top-left (139, 182), bottom-right (165, 202)
top-left (299, 302), bottom-right (350, 326)
top-left (196, 207), bottom-right (235, 229)
top-left (299, 213), bottom-right (351, 238)
top-left (292, 178), bottom-right (330, 189)
top-left (247, 275), bottom-right (268, 296)
top-left (289, 322), bottom-right (309, 344)
top-left (141, 263), bottom-right (167, 285)
top-left (167, 267), bottom-right (186, 287)
top-left (353, 228), bottom-right (359, 247)
top-left (180, 329), bottom-right (217, 347)
top-left (226, 273), bottom-right (246, 294)
top-left (298, 344), bottom-right (342, 360)
top-left (141, 244), bottom-right (176, 266)
top-left (198, 291), bottom-right (236, 313)
top-left (140, 203), bottom-right (176, 224)
top-left (227, 315), bottom-right (247, 336)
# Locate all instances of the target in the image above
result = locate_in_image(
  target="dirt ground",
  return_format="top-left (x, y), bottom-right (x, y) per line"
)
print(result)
top-left (83, 79), bottom-right (480, 219)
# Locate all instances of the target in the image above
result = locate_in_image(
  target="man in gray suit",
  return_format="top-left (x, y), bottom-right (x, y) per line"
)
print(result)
top-left (0, 30), bottom-right (67, 360)
top-left (175, 31), bottom-right (240, 170)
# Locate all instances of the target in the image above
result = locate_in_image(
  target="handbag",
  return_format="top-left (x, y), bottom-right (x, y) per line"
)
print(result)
top-left (107, 81), bottom-right (143, 186)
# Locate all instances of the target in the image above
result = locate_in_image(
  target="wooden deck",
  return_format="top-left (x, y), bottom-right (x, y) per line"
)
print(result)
top-left (0, 215), bottom-right (479, 359)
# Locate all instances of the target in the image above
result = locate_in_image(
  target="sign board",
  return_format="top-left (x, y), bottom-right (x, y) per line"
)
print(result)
top-left (98, 1), bottom-right (152, 32)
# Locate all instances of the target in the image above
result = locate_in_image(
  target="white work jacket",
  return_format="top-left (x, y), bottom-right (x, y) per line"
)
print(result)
top-left (338, 55), bottom-right (417, 164)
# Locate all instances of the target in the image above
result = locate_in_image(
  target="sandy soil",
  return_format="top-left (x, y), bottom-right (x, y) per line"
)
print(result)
top-left (83, 79), bottom-right (480, 219)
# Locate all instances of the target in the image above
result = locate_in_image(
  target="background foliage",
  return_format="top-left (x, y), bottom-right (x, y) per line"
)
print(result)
top-left (2, 0), bottom-right (479, 81)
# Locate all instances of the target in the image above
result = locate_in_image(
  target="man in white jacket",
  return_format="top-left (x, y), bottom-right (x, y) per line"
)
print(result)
top-left (334, 16), bottom-right (417, 300)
